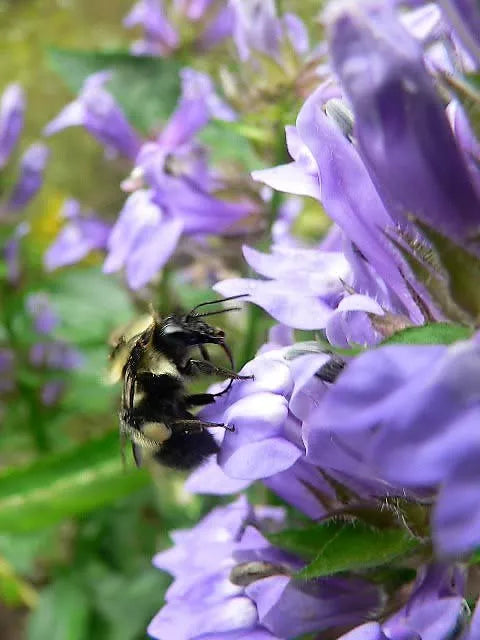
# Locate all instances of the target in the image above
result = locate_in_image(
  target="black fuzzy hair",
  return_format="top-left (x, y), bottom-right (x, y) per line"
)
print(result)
top-left (154, 429), bottom-right (219, 470)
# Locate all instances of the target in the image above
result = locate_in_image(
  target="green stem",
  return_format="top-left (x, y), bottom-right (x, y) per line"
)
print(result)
top-left (238, 303), bottom-right (264, 369)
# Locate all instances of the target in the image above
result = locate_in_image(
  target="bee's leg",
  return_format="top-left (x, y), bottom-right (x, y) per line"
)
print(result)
top-left (185, 393), bottom-right (216, 408)
top-left (185, 359), bottom-right (253, 381)
top-left (199, 344), bottom-right (211, 361)
top-left (120, 422), bottom-right (165, 449)
top-left (170, 418), bottom-right (235, 433)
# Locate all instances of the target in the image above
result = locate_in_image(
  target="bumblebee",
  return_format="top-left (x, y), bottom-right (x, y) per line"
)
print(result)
top-left (108, 295), bottom-right (249, 470)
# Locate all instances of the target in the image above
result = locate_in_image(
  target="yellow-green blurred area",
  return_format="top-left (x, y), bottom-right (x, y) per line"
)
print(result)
top-left (0, 0), bottom-right (132, 212)
top-left (0, 1), bottom-right (324, 638)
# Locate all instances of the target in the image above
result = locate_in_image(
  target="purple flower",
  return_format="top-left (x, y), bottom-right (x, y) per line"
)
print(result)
top-left (45, 199), bottom-right (110, 271)
top-left (44, 72), bottom-right (141, 160)
top-left (197, 4), bottom-right (235, 51)
top-left (437, 0), bottom-right (480, 64)
top-left (327, 2), bottom-right (480, 248)
top-left (157, 68), bottom-right (236, 151)
top-left (29, 341), bottom-right (82, 370)
top-left (124, 0), bottom-right (178, 56)
top-left (26, 293), bottom-right (59, 335)
top-left (173, 0), bottom-right (215, 22)
top-left (124, 0), bottom-right (234, 55)
top-left (251, 125), bottom-right (321, 200)
top-left (339, 564), bottom-right (467, 640)
top-left (41, 380), bottom-right (66, 407)
top-left (106, 68), bottom-right (250, 289)
top-left (215, 245), bottom-right (351, 330)
top-left (103, 189), bottom-right (184, 289)
top-left (305, 335), bottom-right (480, 556)
top-left (4, 221), bottom-right (29, 284)
top-left (252, 91), bottom-right (422, 327)
top-left (187, 344), bottom-right (373, 518)
top-left (230, 0), bottom-right (281, 62)
top-left (0, 84), bottom-right (25, 169)
top-left (5, 143), bottom-right (49, 212)
top-left (148, 496), bottom-right (382, 640)
top-left (215, 238), bottom-right (396, 348)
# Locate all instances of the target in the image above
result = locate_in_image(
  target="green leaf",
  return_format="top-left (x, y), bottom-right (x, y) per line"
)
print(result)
top-left (416, 220), bottom-right (480, 323)
top-left (84, 564), bottom-right (169, 640)
top-left (268, 523), bottom-right (334, 560)
top-left (0, 432), bottom-right (149, 533)
top-left (273, 521), bottom-right (419, 579)
top-left (47, 266), bottom-right (134, 346)
top-left (27, 579), bottom-right (89, 640)
top-left (442, 72), bottom-right (480, 140)
top-left (385, 229), bottom-right (470, 325)
top-left (469, 548), bottom-right (480, 564)
top-left (381, 323), bottom-right (473, 346)
top-left (0, 554), bottom-right (38, 608)
top-left (198, 120), bottom-right (260, 170)
top-left (47, 48), bottom-right (182, 133)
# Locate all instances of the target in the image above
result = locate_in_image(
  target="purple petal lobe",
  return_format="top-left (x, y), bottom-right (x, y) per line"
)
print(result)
top-left (328, 3), bottom-right (480, 245)
top-left (214, 278), bottom-right (335, 330)
top-left (185, 456), bottom-right (252, 495)
top-left (0, 84), bottom-right (25, 168)
top-left (6, 143), bottom-right (49, 212)
top-left (125, 215), bottom-right (183, 289)
top-left (147, 596), bottom-right (257, 640)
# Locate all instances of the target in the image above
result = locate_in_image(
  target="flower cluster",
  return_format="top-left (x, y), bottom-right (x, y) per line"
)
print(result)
top-left (124, 0), bottom-right (234, 56)
top-left (45, 66), bottom-right (256, 289)
top-left (26, 292), bottom-right (82, 406)
top-left (0, 84), bottom-right (49, 217)
top-left (0, 83), bottom-right (50, 285)
top-left (149, 496), bottom-right (384, 640)
top-left (27, 0), bottom-right (480, 637)
top-left (140, 0), bottom-right (480, 638)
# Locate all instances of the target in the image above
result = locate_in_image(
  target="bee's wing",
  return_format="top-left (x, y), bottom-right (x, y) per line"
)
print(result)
top-left (107, 315), bottom-right (153, 384)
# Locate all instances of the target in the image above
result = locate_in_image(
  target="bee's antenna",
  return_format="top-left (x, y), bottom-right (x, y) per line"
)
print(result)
top-left (187, 294), bottom-right (249, 318)
top-left (195, 306), bottom-right (242, 319)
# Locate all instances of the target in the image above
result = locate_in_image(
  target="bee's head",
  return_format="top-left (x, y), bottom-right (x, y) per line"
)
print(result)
top-left (159, 315), bottom-right (226, 346)
top-left (153, 295), bottom-right (248, 366)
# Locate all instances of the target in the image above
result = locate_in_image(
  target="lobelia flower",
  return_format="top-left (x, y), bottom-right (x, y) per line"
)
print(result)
top-left (44, 72), bottom-right (141, 160)
top-left (304, 335), bottom-right (480, 557)
top-left (327, 1), bottom-right (480, 249)
top-left (104, 68), bottom-right (251, 289)
top-left (215, 231), bottom-right (395, 347)
top-left (436, 0), bottom-right (480, 65)
top-left (4, 143), bottom-right (49, 213)
top-left (148, 496), bottom-right (382, 640)
top-left (215, 243), bottom-right (352, 331)
top-left (186, 340), bottom-right (398, 519)
top-left (229, 0), bottom-right (310, 63)
top-left (26, 292), bottom-right (82, 408)
top-left (124, 0), bottom-right (234, 56)
top-left (124, 0), bottom-right (179, 56)
top-left (239, 0), bottom-right (480, 349)
top-left (0, 84), bottom-right (25, 169)
top-left (338, 563), bottom-right (468, 640)
top-left (44, 199), bottom-right (111, 271)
